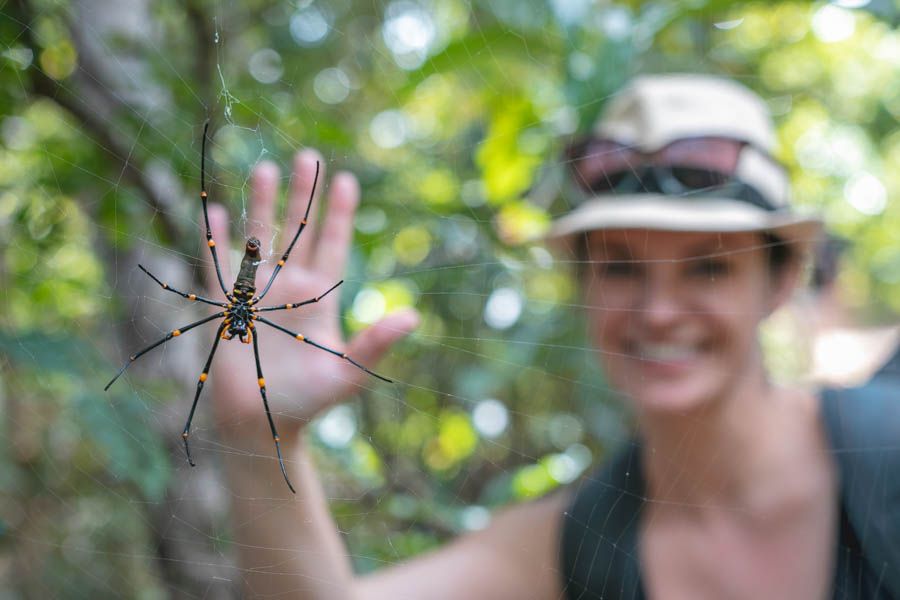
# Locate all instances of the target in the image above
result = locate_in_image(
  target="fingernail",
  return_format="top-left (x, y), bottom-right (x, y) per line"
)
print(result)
top-left (253, 163), bottom-right (280, 195)
top-left (296, 149), bottom-right (322, 169)
top-left (396, 308), bottom-right (421, 330)
top-left (207, 202), bottom-right (227, 223)
top-left (253, 160), bottom-right (279, 179)
top-left (333, 171), bottom-right (358, 187)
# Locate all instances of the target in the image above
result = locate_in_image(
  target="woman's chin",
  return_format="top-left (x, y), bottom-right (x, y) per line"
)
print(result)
top-left (618, 376), bottom-right (718, 416)
top-left (614, 349), bottom-right (716, 409)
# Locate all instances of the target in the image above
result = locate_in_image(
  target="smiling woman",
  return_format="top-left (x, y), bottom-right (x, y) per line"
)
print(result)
top-left (556, 76), bottom-right (896, 600)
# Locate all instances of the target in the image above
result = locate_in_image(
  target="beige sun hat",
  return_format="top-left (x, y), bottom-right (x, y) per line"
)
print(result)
top-left (550, 74), bottom-right (822, 247)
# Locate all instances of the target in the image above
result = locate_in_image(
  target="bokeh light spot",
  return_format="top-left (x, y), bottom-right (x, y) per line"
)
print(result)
top-left (472, 399), bottom-right (509, 438)
top-left (316, 405), bottom-right (357, 448)
top-left (812, 5), bottom-right (855, 43)
top-left (844, 172), bottom-right (886, 215)
top-left (484, 287), bottom-right (522, 330)
top-left (291, 7), bottom-right (331, 46)
top-left (460, 506), bottom-right (491, 531)
top-left (248, 49), bottom-right (283, 84)
top-left (370, 110), bottom-right (409, 149)
top-left (393, 225), bottom-right (432, 266)
top-left (313, 67), bottom-right (350, 104)
top-left (383, 1), bottom-right (436, 70)
top-left (39, 40), bottom-right (76, 80)
top-left (352, 287), bottom-right (387, 325)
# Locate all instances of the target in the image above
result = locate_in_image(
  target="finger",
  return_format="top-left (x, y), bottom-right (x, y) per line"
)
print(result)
top-left (284, 150), bottom-right (324, 267)
top-left (203, 202), bottom-right (233, 295)
top-left (247, 161), bottom-right (280, 255)
top-left (314, 171), bottom-right (360, 280)
top-left (344, 308), bottom-right (420, 381)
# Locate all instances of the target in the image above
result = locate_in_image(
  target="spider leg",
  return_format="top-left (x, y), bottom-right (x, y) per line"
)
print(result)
top-left (254, 280), bottom-right (342, 313)
top-left (104, 311), bottom-right (225, 391)
top-left (254, 315), bottom-right (392, 383)
top-left (254, 161), bottom-right (320, 302)
top-left (138, 264), bottom-right (228, 308)
top-left (250, 326), bottom-right (297, 494)
top-left (200, 122), bottom-right (232, 299)
top-left (181, 321), bottom-right (227, 467)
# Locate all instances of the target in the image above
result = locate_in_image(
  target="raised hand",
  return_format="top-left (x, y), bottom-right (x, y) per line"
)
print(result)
top-left (205, 151), bottom-right (419, 453)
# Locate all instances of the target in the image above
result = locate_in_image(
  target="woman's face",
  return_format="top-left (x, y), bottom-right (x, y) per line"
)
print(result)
top-left (583, 229), bottom-right (789, 414)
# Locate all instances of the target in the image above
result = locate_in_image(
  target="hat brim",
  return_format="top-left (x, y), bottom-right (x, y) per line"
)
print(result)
top-left (549, 194), bottom-right (822, 248)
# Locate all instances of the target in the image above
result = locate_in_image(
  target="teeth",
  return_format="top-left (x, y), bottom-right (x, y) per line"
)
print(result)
top-left (637, 343), bottom-right (698, 362)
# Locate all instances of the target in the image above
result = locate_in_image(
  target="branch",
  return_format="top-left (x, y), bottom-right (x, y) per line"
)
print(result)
top-left (14, 0), bottom-right (182, 243)
top-left (185, 0), bottom-right (215, 109)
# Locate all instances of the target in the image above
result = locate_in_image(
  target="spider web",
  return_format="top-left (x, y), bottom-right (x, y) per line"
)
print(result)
top-left (1, 0), bottom-right (898, 597)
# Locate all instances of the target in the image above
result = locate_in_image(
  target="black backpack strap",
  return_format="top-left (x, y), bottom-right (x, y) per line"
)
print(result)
top-left (822, 384), bottom-right (900, 598)
top-left (873, 347), bottom-right (900, 381)
top-left (560, 441), bottom-right (646, 600)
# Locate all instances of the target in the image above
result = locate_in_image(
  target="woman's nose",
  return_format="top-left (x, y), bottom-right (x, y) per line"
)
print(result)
top-left (638, 274), bottom-right (683, 330)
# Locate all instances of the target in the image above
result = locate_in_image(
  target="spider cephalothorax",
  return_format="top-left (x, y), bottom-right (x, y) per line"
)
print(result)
top-left (105, 123), bottom-right (390, 493)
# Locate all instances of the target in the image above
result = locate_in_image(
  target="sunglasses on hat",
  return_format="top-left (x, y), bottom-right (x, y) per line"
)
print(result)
top-left (565, 136), bottom-right (781, 211)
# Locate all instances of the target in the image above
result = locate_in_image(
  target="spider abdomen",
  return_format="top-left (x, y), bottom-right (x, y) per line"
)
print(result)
top-left (221, 238), bottom-right (264, 343)
top-left (233, 237), bottom-right (262, 300)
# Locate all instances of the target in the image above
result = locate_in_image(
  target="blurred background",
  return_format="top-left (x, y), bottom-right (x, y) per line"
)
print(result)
top-left (1, 0), bottom-right (898, 596)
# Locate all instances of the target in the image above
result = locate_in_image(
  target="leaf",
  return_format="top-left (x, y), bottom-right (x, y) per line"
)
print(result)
top-left (0, 331), bottom-right (100, 375)
top-left (74, 392), bottom-right (171, 501)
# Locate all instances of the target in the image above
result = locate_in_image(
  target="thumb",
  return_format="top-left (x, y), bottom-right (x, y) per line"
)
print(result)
top-left (345, 308), bottom-right (420, 378)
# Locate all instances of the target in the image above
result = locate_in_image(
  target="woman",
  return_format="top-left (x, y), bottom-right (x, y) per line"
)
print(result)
top-left (205, 75), bottom-right (888, 598)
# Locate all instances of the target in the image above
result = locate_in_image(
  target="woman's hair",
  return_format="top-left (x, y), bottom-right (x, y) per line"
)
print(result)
top-left (761, 232), bottom-right (795, 276)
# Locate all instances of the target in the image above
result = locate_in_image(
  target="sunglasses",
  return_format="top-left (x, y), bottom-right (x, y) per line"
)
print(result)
top-left (565, 137), bottom-right (780, 211)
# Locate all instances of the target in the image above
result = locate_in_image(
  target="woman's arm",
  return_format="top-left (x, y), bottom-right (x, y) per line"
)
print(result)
top-left (356, 492), bottom-right (568, 600)
top-left (209, 151), bottom-right (565, 599)
top-left (224, 429), bottom-right (567, 600)
top-left (224, 432), bottom-right (358, 598)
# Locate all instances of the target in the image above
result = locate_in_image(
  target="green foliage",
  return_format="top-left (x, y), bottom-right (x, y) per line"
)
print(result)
top-left (0, 332), bottom-right (170, 596)
top-left (1, 0), bottom-right (897, 595)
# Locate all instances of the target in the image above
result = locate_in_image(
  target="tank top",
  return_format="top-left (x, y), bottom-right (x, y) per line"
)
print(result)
top-left (560, 384), bottom-right (900, 599)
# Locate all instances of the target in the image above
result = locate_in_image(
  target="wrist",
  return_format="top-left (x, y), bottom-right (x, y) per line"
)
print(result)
top-left (221, 419), bottom-right (308, 463)
top-left (224, 431), bottom-right (315, 498)
top-left (213, 393), bottom-right (309, 447)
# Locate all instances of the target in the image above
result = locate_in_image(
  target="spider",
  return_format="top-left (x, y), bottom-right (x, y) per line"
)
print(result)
top-left (105, 123), bottom-right (391, 493)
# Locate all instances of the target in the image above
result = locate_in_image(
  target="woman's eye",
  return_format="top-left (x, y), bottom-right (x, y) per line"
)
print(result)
top-left (689, 259), bottom-right (729, 278)
top-left (600, 260), bottom-right (637, 277)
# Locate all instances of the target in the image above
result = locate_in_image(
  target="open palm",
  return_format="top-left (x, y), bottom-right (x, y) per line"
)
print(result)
top-left (205, 151), bottom-right (418, 449)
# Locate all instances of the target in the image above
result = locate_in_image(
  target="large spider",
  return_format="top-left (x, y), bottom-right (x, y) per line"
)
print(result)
top-left (105, 123), bottom-right (390, 493)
